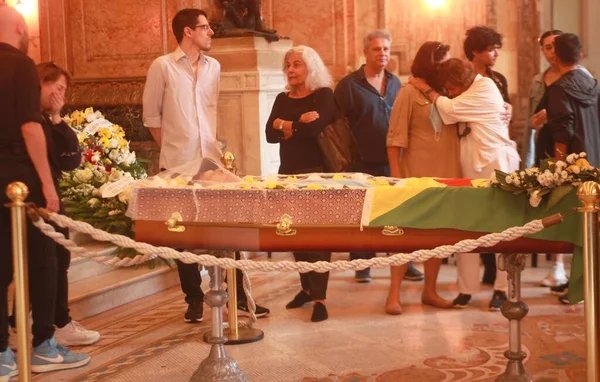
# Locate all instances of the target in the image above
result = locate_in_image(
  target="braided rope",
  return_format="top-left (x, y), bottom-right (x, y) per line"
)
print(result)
top-left (31, 209), bottom-right (546, 273)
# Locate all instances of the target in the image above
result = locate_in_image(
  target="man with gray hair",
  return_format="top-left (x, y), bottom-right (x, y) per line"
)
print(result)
top-left (335, 30), bottom-right (423, 283)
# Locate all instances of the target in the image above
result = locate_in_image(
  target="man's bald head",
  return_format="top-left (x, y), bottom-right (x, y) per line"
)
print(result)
top-left (0, 4), bottom-right (29, 53)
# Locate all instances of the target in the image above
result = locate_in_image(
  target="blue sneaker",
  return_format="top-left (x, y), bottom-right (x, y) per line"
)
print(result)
top-left (0, 347), bottom-right (18, 382)
top-left (31, 336), bottom-right (90, 373)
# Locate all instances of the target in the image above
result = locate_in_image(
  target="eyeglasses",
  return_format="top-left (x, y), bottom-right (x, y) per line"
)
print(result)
top-left (191, 24), bottom-right (211, 32)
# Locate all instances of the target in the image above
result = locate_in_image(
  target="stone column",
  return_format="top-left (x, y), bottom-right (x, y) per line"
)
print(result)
top-left (210, 37), bottom-right (293, 176)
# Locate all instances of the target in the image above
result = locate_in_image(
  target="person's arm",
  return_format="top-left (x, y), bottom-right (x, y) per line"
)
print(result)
top-left (15, 60), bottom-right (59, 212)
top-left (265, 93), bottom-right (286, 143)
top-left (291, 88), bottom-right (337, 138)
top-left (435, 79), bottom-right (503, 125)
top-left (334, 78), bottom-right (353, 118)
top-left (143, 59), bottom-right (165, 148)
top-left (386, 88), bottom-right (411, 178)
top-left (546, 86), bottom-right (575, 159)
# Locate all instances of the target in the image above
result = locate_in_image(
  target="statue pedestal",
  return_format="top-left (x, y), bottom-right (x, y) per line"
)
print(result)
top-left (210, 36), bottom-right (292, 176)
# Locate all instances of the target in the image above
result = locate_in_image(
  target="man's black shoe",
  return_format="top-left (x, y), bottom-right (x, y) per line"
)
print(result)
top-left (354, 268), bottom-right (372, 283)
top-left (489, 290), bottom-right (507, 311)
top-left (237, 301), bottom-right (270, 318)
top-left (184, 301), bottom-right (204, 323)
top-left (404, 263), bottom-right (424, 281)
top-left (311, 302), bottom-right (328, 322)
top-left (550, 282), bottom-right (569, 296)
top-left (286, 291), bottom-right (312, 309)
top-left (452, 293), bottom-right (472, 308)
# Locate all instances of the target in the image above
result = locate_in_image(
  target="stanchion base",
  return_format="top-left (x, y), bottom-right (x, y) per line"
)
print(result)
top-left (495, 360), bottom-right (533, 382)
top-left (190, 343), bottom-right (247, 382)
top-left (203, 327), bottom-right (264, 345)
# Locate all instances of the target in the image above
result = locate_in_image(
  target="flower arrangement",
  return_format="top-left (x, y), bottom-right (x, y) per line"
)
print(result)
top-left (491, 152), bottom-right (599, 207)
top-left (59, 108), bottom-right (147, 237)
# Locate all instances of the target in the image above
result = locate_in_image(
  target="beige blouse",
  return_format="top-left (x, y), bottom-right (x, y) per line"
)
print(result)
top-left (387, 84), bottom-right (461, 178)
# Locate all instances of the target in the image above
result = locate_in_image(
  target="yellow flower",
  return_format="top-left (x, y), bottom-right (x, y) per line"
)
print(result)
top-left (98, 127), bottom-right (111, 138)
top-left (240, 183), bottom-right (252, 189)
top-left (332, 174), bottom-right (345, 180)
top-left (306, 184), bottom-right (323, 190)
top-left (118, 139), bottom-right (128, 148)
top-left (100, 137), bottom-right (110, 148)
top-left (243, 176), bottom-right (255, 183)
top-left (285, 176), bottom-right (298, 182)
top-left (375, 178), bottom-right (390, 186)
top-left (265, 182), bottom-right (278, 189)
top-left (575, 158), bottom-right (592, 169)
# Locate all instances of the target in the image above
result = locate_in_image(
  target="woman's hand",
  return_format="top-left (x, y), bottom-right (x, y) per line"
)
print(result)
top-left (273, 118), bottom-right (293, 140)
top-left (501, 102), bottom-right (512, 124)
top-left (49, 92), bottom-right (65, 124)
top-left (408, 77), bottom-right (429, 93)
top-left (299, 111), bottom-right (319, 123)
top-left (530, 109), bottom-right (547, 130)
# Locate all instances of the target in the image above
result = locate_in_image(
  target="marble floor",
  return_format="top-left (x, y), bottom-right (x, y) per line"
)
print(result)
top-left (22, 253), bottom-right (585, 382)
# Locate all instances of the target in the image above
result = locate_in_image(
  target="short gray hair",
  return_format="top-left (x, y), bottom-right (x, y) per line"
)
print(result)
top-left (363, 30), bottom-right (392, 51)
top-left (282, 45), bottom-right (333, 92)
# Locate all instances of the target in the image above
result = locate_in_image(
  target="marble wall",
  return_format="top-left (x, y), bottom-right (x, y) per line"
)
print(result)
top-left (34, 0), bottom-right (542, 174)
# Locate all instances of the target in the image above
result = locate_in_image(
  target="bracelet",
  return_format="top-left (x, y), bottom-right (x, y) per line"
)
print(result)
top-left (424, 88), bottom-right (434, 96)
top-left (278, 120), bottom-right (285, 131)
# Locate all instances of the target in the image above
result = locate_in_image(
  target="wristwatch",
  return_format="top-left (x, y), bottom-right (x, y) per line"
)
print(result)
top-left (424, 88), bottom-right (434, 97)
top-left (278, 120), bottom-right (285, 130)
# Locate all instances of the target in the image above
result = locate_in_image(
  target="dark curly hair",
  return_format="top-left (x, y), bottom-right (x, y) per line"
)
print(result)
top-left (539, 29), bottom-right (563, 46)
top-left (463, 26), bottom-right (503, 60)
top-left (410, 41), bottom-right (451, 92)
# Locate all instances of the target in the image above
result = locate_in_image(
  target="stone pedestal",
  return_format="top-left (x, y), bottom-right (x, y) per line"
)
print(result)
top-left (210, 37), bottom-right (293, 176)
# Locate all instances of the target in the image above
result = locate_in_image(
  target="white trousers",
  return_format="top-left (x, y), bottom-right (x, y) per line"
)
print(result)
top-left (456, 253), bottom-right (508, 294)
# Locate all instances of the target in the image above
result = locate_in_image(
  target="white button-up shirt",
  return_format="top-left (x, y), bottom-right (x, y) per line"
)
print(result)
top-left (143, 47), bottom-right (222, 170)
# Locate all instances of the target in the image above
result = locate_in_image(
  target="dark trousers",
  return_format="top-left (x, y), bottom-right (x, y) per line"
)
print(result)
top-left (54, 223), bottom-right (72, 328)
top-left (350, 162), bottom-right (390, 263)
top-left (293, 252), bottom-right (331, 300)
top-left (1, 164), bottom-right (57, 350)
top-left (176, 252), bottom-right (249, 305)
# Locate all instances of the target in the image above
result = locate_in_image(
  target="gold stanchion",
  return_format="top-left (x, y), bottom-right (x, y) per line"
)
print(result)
top-left (5, 182), bottom-right (32, 382)
top-left (577, 181), bottom-right (600, 382)
top-left (227, 268), bottom-right (240, 338)
top-left (578, 182), bottom-right (600, 381)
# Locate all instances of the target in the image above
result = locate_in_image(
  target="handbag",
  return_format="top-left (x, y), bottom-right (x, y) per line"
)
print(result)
top-left (317, 117), bottom-right (362, 173)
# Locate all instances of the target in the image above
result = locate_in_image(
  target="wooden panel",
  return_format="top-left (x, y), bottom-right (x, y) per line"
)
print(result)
top-left (134, 221), bottom-right (574, 253)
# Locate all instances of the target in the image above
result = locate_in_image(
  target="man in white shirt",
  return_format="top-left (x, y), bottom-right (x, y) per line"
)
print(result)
top-left (410, 58), bottom-right (520, 312)
top-left (143, 8), bottom-right (269, 322)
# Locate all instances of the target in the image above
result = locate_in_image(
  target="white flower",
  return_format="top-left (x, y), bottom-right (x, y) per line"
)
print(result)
top-left (571, 165), bottom-right (581, 174)
top-left (109, 138), bottom-right (120, 149)
top-left (73, 168), bottom-right (93, 183)
top-left (556, 160), bottom-right (566, 168)
top-left (91, 153), bottom-right (101, 163)
top-left (519, 171), bottom-right (525, 178)
top-left (118, 191), bottom-right (129, 203)
top-left (525, 168), bottom-right (533, 176)
top-left (566, 154), bottom-right (576, 164)
top-left (505, 175), bottom-right (513, 184)
top-left (87, 198), bottom-right (101, 208)
top-left (513, 178), bottom-right (521, 186)
top-left (561, 171), bottom-right (568, 179)
top-left (108, 209), bottom-right (122, 216)
top-left (580, 152), bottom-right (587, 158)
top-left (529, 190), bottom-right (542, 208)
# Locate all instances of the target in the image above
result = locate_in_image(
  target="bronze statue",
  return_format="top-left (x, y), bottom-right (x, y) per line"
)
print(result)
top-left (212, 0), bottom-right (279, 41)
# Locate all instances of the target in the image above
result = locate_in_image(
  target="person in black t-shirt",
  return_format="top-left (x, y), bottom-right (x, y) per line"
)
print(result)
top-left (0, 4), bottom-right (89, 377)
top-left (266, 45), bottom-right (335, 322)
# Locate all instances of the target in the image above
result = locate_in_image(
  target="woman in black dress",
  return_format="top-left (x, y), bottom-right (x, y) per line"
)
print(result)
top-left (266, 45), bottom-right (336, 322)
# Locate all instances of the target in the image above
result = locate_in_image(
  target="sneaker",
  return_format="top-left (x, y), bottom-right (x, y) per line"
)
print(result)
top-left (55, 320), bottom-right (100, 346)
top-left (0, 347), bottom-right (18, 382)
top-left (184, 301), bottom-right (204, 323)
top-left (404, 263), bottom-right (424, 281)
top-left (31, 336), bottom-right (90, 373)
top-left (550, 282), bottom-right (569, 296)
top-left (489, 290), bottom-right (507, 311)
top-left (540, 263), bottom-right (568, 287)
top-left (354, 268), bottom-right (372, 283)
top-left (311, 302), bottom-right (328, 322)
top-left (286, 290), bottom-right (312, 309)
top-left (452, 293), bottom-right (471, 308)
top-left (237, 301), bottom-right (270, 318)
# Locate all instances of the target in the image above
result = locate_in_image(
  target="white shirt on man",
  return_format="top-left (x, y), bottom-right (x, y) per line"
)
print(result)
top-left (143, 46), bottom-right (222, 170)
top-left (435, 74), bottom-right (520, 177)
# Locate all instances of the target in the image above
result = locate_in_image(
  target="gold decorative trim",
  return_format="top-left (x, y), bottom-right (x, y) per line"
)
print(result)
top-left (165, 212), bottom-right (186, 233)
top-left (382, 226), bottom-right (404, 236)
top-left (66, 79), bottom-right (146, 106)
top-left (276, 214), bottom-right (296, 236)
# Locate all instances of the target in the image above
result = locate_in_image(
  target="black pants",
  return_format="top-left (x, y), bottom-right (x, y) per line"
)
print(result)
top-left (350, 162), bottom-right (390, 263)
top-left (0, 164), bottom-right (57, 350)
top-left (293, 252), bottom-right (331, 300)
top-left (176, 251), bottom-right (249, 305)
top-left (54, 222), bottom-right (72, 328)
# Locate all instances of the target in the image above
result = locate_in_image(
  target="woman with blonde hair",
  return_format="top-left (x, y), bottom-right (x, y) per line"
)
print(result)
top-left (266, 45), bottom-right (336, 322)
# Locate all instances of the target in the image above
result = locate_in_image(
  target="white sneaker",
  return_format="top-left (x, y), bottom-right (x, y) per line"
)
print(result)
top-left (540, 263), bottom-right (568, 287)
top-left (54, 320), bottom-right (100, 346)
